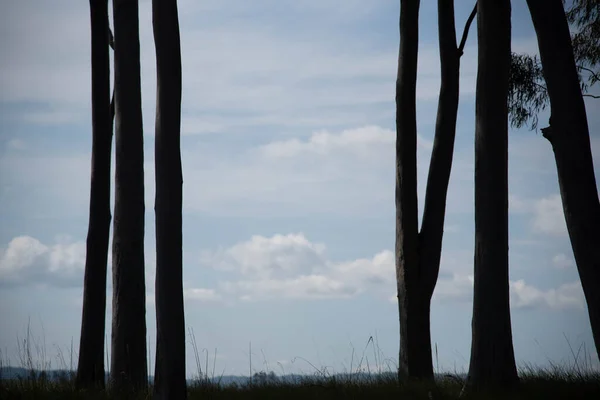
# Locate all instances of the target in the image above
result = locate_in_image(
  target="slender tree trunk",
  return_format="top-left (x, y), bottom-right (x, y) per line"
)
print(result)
top-left (466, 0), bottom-right (518, 390)
top-left (396, 0), bottom-right (475, 380)
top-left (395, 0), bottom-right (423, 380)
top-left (527, 0), bottom-right (600, 361)
top-left (110, 0), bottom-right (147, 392)
top-left (418, 0), bottom-right (468, 314)
top-left (152, 0), bottom-right (187, 398)
top-left (76, 0), bottom-right (112, 389)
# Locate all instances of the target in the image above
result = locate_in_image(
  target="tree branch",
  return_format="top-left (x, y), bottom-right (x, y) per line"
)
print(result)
top-left (526, 71), bottom-right (598, 99)
top-left (531, 81), bottom-right (548, 94)
top-left (577, 65), bottom-right (600, 83)
top-left (457, 2), bottom-right (477, 57)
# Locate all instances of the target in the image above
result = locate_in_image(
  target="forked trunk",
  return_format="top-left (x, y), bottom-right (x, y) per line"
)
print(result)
top-left (527, 0), bottom-right (600, 361)
top-left (396, 0), bottom-right (474, 379)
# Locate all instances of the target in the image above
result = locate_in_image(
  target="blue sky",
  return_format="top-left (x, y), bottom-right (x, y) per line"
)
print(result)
top-left (1, 0), bottom-right (600, 377)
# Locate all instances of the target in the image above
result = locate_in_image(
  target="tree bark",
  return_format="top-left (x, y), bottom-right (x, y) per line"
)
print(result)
top-left (76, 0), bottom-right (112, 389)
top-left (418, 0), bottom-right (463, 310)
top-left (527, 0), bottom-right (600, 361)
top-left (396, 0), bottom-right (473, 380)
top-left (395, 0), bottom-right (423, 379)
top-left (110, 0), bottom-right (147, 392)
top-left (466, 0), bottom-right (518, 390)
top-left (152, 0), bottom-right (187, 398)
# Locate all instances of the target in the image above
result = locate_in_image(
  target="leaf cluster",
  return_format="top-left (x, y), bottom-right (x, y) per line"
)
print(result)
top-left (508, 0), bottom-right (600, 130)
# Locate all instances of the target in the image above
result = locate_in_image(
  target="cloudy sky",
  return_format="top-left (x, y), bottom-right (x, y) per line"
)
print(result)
top-left (1, 0), bottom-right (600, 377)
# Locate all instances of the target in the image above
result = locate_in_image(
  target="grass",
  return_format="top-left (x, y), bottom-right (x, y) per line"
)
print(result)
top-left (1, 323), bottom-right (599, 399)
top-left (1, 368), bottom-right (599, 400)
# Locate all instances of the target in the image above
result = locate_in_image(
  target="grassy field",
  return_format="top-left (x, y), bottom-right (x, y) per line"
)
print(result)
top-left (2, 325), bottom-right (599, 399)
top-left (1, 368), bottom-right (600, 399)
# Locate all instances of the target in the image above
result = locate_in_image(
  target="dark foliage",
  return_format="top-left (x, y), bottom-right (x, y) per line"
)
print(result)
top-left (508, 53), bottom-right (547, 130)
top-left (508, 0), bottom-right (599, 130)
top-left (567, 0), bottom-right (600, 70)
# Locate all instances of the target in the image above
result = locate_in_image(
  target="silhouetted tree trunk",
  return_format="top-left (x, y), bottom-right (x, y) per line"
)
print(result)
top-left (526, 0), bottom-right (600, 361)
top-left (395, 0), bottom-right (476, 380)
top-left (110, 0), bottom-right (147, 392)
top-left (395, 0), bottom-right (422, 379)
top-left (466, 0), bottom-right (518, 390)
top-left (152, 0), bottom-right (187, 398)
top-left (76, 0), bottom-right (112, 389)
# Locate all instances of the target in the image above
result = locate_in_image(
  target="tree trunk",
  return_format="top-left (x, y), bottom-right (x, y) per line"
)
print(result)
top-left (466, 0), bottom-right (519, 390)
top-left (396, 0), bottom-right (473, 380)
top-left (526, 0), bottom-right (600, 361)
top-left (418, 0), bottom-right (464, 310)
top-left (76, 0), bottom-right (112, 389)
top-left (395, 0), bottom-right (424, 379)
top-left (110, 0), bottom-right (148, 392)
top-left (152, 0), bottom-right (187, 398)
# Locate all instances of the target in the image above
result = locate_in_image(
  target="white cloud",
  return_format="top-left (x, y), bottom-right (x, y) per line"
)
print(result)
top-left (198, 233), bottom-right (583, 310)
top-left (433, 273), bottom-right (474, 303)
top-left (260, 126), bottom-right (432, 159)
top-left (0, 235), bottom-right (85, 287)
top-left (202, 233), bottom-right (391, 301)
top-left (431, 273), bottom-right (585, 310)
top-left (201, 233), bottom-right (327, 279)
top-left (330, 250), bottom-right (395, 287)
top-left (552, 253), bottom-right (574, 270)
top-left (433, 274), bottom-right (585, 310)
top-left (0, 124), bottom-right (421, 218)
top-left (532, 195), bottom-right (567, 236)
top-left (509, 194), bottom-right (533, 214)
top-left (510, 280), bottom-right (584, 310)
top-left (2, 107), bottom-right (562, 221)
top-left (184, 288), bottom-right (222, 302)
top-left (174, 125), bottom-right (407, 217)
top-left (221, 275), bottom-right (357, 301)
top-left (0, 232), bottom-right (584, 311)
top-left (0, 234), bottom-right (160, 291)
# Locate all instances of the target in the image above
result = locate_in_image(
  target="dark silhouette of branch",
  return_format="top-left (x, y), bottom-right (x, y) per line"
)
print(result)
top-left (577, 65), bottom-right (600, 83)
top-left (532, 81), bottom-right (548, 93)
top-left (583, 93), bottom-right (600, 98)
top-left (458, 3), bottom-right (478, 57)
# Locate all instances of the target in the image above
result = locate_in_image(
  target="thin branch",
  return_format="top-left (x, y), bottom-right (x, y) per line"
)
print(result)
top-left (577, 65), bottom-right (600, 83)
top-left (530, 75), bottom-right (598, 99)
top-left (458, 2), bottom-right (478, 57)
top-left (532, 81), bottom-right (548, 94)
